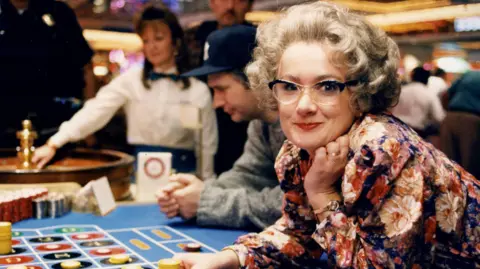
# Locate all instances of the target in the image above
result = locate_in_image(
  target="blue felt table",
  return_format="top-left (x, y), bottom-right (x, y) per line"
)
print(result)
top-left (12, 203), bottom-right (250, 251)
top-left (2, 204), bottom-right (251, 269)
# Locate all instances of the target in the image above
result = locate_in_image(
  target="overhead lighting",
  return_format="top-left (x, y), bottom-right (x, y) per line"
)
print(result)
top-left (367, 4), bottom-right (480, 26)
top-left (454, 16), bottom-right (480, 32)
top-left (245, 11), bottom-right (276, 23)
top-left (83, 29), bottom-right (142, 52)
top-left (436, 57), bottom-right (471, 73)
top-left (245, 3), bottom-right (480, 28)
top-left (332, 0), bottom-right (451, 14)
top-left (93, 66), bottom-right (109, 76)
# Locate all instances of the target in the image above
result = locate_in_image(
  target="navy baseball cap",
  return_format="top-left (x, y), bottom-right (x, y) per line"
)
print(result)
top-left (182, 25), bottom-right (257, 77)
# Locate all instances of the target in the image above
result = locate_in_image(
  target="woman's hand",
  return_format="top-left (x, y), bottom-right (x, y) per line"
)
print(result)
top-left (304, 135), bottom-right (349, 197)
top-left (173, 250), bottom-right (240, 269)
top-left (32, 144), bottom-right (57, 169)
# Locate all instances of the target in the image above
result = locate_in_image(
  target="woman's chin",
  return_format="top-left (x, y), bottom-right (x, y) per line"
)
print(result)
top-left (290, 140), bottom-right (325, 154)
top-left (289, 132), bottom-right (326, 151)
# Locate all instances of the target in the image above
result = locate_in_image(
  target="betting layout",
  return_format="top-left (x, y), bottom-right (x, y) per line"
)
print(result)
top-left (0, 224), bottom-right (212, 269)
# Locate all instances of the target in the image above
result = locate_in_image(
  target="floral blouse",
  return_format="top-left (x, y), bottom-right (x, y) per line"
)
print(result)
top-left (226, 113), bottom-right (479, 268)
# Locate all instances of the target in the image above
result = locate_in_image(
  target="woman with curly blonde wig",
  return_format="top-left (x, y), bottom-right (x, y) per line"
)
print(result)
top-left (174, 2), bottom-right (479, 268)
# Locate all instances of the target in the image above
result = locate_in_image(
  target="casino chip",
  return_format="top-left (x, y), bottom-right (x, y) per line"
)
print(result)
top-left (109, 254), bottom-right (130, 264)
top-left (158, 258), bottom-right (180, 269)
top-left (183, 243), bottom-right (201, 252)
top-left (60, 260), bottom-right (81, 269)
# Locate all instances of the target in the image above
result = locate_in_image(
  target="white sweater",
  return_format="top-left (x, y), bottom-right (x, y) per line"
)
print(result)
top-left (49, 66), bottom-right (218, 179)
top-left (392, 82), bottom-right (445, 130)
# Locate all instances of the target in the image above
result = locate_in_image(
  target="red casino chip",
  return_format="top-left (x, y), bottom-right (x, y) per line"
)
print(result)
top-left (89, 247), bottom-right (126, 256)
top-left (144, 157), bottom-right (165, 179)
top-left (71, 233), bottom-right (104, 240)
top-left (183, 243), bottom-right (202, 252)
top-left (36, 244), bottom-right (72, 252)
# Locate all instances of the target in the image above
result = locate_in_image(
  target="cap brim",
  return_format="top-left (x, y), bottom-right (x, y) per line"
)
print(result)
top-left (181, 65), bottom-right (233, 77)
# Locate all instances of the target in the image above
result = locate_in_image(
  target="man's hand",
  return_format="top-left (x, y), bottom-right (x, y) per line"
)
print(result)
top-left (170, 174), bottom-right (205, 220)
top-left (156, 181), bottom-right (184, 218)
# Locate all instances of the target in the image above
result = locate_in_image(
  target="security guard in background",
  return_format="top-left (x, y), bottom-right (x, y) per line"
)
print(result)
top-left (0, 0), bottom-right (95, 148)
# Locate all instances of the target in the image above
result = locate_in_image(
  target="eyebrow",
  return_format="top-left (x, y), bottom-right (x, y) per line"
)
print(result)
top-left (280, 74), bottom-right (344, 82)
top-left (209, 84), bottom-right (227, 90)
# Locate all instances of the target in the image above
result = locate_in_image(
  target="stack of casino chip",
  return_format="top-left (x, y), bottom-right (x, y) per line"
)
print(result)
top-left (0, 188), bottom-right (72, 223)
top-left (0, 188), bottom-right (48, 223)
top-left (35, 192), bottom-right (72, 219)
top-left (32, 196), bottom-right (48, 219)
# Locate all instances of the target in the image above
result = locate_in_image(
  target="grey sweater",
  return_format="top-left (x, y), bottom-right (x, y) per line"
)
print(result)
top-left (196, 119), bottom-right (285, 229)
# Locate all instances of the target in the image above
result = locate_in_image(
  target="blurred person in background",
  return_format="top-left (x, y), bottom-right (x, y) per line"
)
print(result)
top-left (428, 67), bottom-right (449, 97)
top-left (185, 0), bottom-right (256, 176)
top-left (0, 0), bottom-right (95, 147)
top-left (186, 0), bottom-right (255, 67)
top-left (32, 5), bottom-right (218, 180)
top-left (441, 71), bottom-right (480, 179)
top-left (392, 66), bottom-right (445, 140)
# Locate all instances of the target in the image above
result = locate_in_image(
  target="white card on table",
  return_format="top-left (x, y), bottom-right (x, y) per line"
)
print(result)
top-left (136, 152), bottom-right (172, 202)
top-left (179, 104), bottom-right (201, 129)
top-left (91, 177), bottom-right (116, 216)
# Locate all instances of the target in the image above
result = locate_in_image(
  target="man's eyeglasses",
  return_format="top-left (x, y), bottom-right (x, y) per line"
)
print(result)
top-left (268, 79), bottom-right (360, 105)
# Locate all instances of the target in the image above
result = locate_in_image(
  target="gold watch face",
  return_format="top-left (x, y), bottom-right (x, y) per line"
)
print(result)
top-left (327, 200), bottom-right (340, 211)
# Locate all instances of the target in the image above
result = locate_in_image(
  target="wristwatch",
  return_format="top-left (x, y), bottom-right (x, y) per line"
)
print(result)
top-left (312, 200), bottom-right (342, 222)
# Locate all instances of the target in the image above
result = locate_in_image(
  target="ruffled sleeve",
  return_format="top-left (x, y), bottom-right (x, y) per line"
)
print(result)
top-left (311, 132), bottom-right (419, 267)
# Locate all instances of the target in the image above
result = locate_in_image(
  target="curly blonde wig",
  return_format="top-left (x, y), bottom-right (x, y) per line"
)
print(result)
top-left (246, 1), bottom-right (401, 113)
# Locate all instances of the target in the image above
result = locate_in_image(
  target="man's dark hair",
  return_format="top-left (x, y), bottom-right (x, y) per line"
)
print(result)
top-left (411, 67), bottom-right (430, 85)
top-left (433, 68), bottom-right (446, 79)
top-left (231, 69), bottom-right (250, 88)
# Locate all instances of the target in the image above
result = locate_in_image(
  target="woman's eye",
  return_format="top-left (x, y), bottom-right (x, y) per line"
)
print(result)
top-left (317, 82), bottom-right (339, 92)
top-left (283, 83), bottom-right (298, 91)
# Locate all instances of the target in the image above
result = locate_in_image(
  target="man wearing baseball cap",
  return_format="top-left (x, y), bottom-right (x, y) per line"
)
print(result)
top-left (156, 25), bottom-right (284, 229)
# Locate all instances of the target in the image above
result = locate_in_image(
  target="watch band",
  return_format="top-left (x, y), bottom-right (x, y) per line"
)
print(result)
top-left (312, 200), bottom-right (342, 222)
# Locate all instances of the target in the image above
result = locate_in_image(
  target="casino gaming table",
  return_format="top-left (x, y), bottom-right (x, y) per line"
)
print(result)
top-left (1, 203), bottom-right (251, 269)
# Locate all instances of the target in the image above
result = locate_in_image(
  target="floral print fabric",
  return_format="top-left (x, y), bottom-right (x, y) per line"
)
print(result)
top-left (226, 113), bottom-right (479, 268)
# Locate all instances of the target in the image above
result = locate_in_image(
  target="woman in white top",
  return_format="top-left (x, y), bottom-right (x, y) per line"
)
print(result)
top-left (32, 5), bottom-right (218, 179)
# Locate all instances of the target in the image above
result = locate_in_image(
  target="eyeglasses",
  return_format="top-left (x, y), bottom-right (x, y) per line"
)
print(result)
top-left (268, 79), bottom-right (360, 105)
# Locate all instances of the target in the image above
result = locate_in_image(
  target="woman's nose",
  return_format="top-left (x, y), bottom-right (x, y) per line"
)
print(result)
top-left (296, 93), bottom-right (317, 116)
